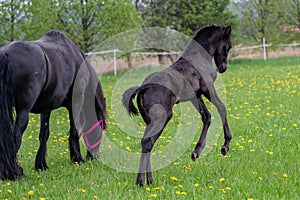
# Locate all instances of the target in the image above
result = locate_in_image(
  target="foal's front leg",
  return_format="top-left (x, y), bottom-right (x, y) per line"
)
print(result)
top-left (205, 85), bottom-right (232, 155)
top-left (191, 96), bottom-right (211, 161)
top-left (35, 112), bottom-right (51, 170)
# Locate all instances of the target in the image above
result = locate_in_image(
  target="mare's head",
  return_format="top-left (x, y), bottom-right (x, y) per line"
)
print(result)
top-left (193, 24), bottom-right (232, 73)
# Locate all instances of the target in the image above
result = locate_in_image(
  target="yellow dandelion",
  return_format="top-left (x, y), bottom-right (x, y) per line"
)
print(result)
top-left (219, 177), bottom-right (225, 182)
top-left (194, 183), bottom-right (199, 187)
top-left (93, 195), bottom-right (98, 200)
top-left (282, 174), bottom-right (288, 178)
top-left (220, 188), bottom-right (226, 194)
top-left (7, 189), bottom-right (13, 194)
top-left (154, 187), bottom-right (160, 191)
top-left (208, 186), bottom-right (213, 189)
top-left (258, 177), bottom-right (263, 181)
top-left (250, 149), bottom-right (255, 153)
top-left (226, 187), bottom-right (232, 191)
top-left (170, 176), bottom-right (178, 181)
top-left (40, 198), bottom-right (45, 200)
top-left (247, 198), bottom-right (254, 200)
top-left (273, 172), bottom-right (277, 175)
top-left (268, 152), bottom-right (273, 155)
top-left (28, 190), bottom-right (34, 196)
top-left (248, 139), bottom-right (253, 143)
top-left (0, 190), bottom-right (2, 193)
top-left (175, 191), bottom-right (181, 195)
top-left (145, 187), bottom-right (151, 192)
top-left (181, 191), bottom-right (187, 195)
top-left (149, 194), bottom-right (157, 198)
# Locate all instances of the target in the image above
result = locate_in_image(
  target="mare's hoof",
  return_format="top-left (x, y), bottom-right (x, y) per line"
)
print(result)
top-left (72, 156), bottom-right (85, 164)
top-left (35, 162), bottom-right (49, 171)
top-left (191, 151), bottom-right (199, 161)
top-left (221, 146), bottom-right (229, 156)
top-left (1, 168), bottom-right (24, 181)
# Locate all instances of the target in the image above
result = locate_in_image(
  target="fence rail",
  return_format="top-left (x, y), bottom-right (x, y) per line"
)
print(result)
top-left (86, 40), bottom-right (300, 75)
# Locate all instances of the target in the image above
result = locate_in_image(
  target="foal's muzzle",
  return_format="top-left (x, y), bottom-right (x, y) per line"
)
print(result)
top-left (217, 63), bottom-right (227, 73)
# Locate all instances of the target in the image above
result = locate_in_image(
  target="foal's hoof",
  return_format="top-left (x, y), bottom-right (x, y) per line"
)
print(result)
top-left (221, 146), bottom-right (229, 156)
top-left (191, 151), bottom-right (199, 161)
top-left (136, 179), bottom-right (144, 187)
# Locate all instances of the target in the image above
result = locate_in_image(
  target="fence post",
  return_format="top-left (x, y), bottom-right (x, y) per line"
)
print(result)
top-left (113, 49), bottom-right (117, 76)
top-left (262, 37), bottom-right (267, 60)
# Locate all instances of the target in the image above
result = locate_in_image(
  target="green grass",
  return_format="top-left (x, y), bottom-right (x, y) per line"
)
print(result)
top-left (1, 56), bottom-right (300, 200)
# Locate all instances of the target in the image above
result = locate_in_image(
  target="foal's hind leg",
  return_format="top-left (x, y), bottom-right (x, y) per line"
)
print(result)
top-left (191, 96), bottom-right (211, 161)
top-left (68, 110), bottom-right (84, 163)
top-left (136, 104), bottom-right (172, 187)
top-left (35, 112), bottom-right (51, 170)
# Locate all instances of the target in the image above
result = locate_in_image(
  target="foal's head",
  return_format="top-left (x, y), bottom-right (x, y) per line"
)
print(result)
top-left (193, 24), bottom-right (232, 73)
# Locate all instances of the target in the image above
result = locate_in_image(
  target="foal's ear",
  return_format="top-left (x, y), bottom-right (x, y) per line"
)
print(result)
top-left (224, 26), bottom-right (232, 37)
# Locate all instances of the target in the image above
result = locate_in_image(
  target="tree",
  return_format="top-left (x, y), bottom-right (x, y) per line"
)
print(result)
top-left (0, 0), bottom-right (26, 42)
top-left (132, 0), bottom-right (236, 64)
top-left (231, 0), bottom-right (295, 43)
top-left (134, 0), bottom-right (236, 36)
top-left (56, 0), bottom-right (142, 52)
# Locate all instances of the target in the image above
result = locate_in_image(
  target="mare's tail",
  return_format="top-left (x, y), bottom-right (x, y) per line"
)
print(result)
top-left (0, 53), bottom-right (18, 180)
top-left (122, 86), bottom-right (140, 116)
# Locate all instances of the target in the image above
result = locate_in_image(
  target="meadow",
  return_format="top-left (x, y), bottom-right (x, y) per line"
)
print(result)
top-left (1, 56), bottom-right (299, 200)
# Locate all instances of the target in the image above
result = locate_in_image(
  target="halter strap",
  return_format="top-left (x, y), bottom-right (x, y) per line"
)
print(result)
top-left (80, 120), bottom-right (103, 149)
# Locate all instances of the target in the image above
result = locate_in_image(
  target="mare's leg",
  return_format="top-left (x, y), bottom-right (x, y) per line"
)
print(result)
top-left (12, 109), bottom-right (30, 179)
top-left (68, 109), bottom-right (84, 163)
top-left (35, 112), bottom-right (51, 170)
top-left (191, 96), bottom-right (211, 161)
top-left (205, 85), bottom-right (232, 155)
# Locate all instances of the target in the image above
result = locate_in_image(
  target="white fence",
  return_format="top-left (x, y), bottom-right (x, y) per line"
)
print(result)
top-left (86, 40), bottom-right (300, 75)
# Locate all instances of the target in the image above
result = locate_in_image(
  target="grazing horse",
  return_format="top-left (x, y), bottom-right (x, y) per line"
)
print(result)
top-left (0, 30), bottom-right (106, 180)
top-left (122, 24), bottom-right (232, 186)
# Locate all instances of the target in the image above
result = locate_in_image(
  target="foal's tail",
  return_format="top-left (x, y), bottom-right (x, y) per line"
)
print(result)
top-left (122, 86), bottom-right (140, 116)
top-left (0, 53), bottom-right (17, 179)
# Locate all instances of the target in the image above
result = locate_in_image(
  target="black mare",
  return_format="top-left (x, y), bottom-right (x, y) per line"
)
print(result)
top-left (0, 31), bottom-right (106, 180)
top-left (122, 24), bottom-right (232, 186)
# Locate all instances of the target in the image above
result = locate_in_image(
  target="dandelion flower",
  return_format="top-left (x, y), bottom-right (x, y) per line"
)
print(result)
top-left (226, 186), bottom-right (232, 191)
top-left (7, 189), bottom-right (12, 194)
top-left (219, 177), bottom-right (225, 182)
top-left (194, 183), bottom-right (199, 187)
top-left (282, 174), bottom-right (288, 178)
top-left (149, 194), bottom-right (157, 198)
top-left (170, 176), bottom-right (178, 181)
top-left (181, 191), bottom-right (187, 195)
top-left (220, 188), bottom-right (226, 194)
top-left (28, 190), bottom-right (34, 195)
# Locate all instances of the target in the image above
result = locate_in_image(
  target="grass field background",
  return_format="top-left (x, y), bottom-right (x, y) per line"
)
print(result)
top-left (1, 57), bottom-right (299, 199)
